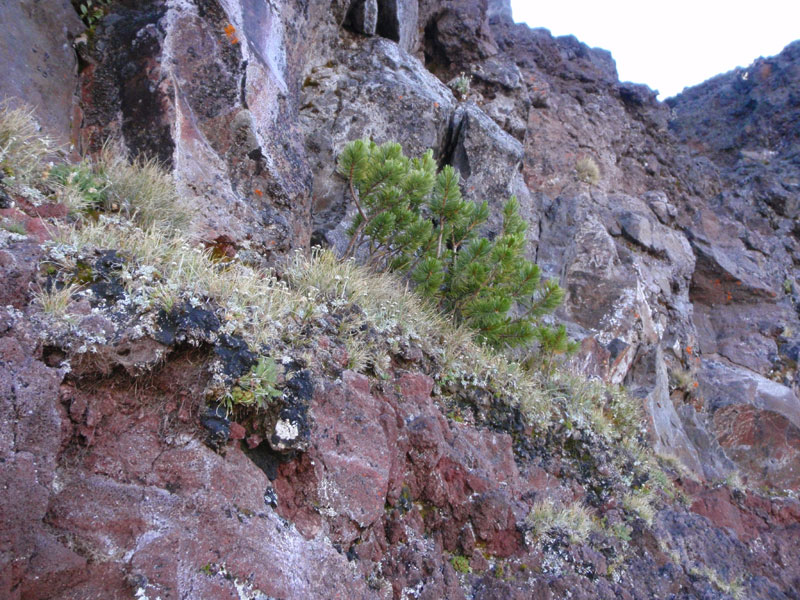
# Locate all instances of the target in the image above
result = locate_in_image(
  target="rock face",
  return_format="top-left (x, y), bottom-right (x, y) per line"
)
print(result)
top-left (3, 0), bottom-right (800, 598)
top-left (666, 40), bottom-right (800, 490)
top-left (0, 0), bottom-right (83, 144)
top-left (76, 0), bottom-right (332, 262)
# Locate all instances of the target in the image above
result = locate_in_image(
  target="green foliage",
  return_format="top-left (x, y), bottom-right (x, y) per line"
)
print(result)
top-left (450, 555), bottom-right (471, 574)
top-left (609, 521), bottom-right (632, 542)
top-left (51, 162), bottom-right (109, 212)
top-left (337, 138), bottom-right (569, 350)
top-left (449, 72), bottom-right (472, 100)
top-left (75, 0), bottom-right (111, 30)
top-left (1, 220), bottom-right (27, 235)
top-left (222, 356), bottom-right (281, 413)
top-left (527, 323), bottom-right (579, 375)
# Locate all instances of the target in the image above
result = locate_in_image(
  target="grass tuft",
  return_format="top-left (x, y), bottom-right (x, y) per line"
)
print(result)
top-left (527, 497), bottom-right (596, 544)
top-left (0, 99), bottom-right (54, 185)
top-left (36, 282), bottom-right (82, 317)
top-left (575, 156), bottom-right (600, 185)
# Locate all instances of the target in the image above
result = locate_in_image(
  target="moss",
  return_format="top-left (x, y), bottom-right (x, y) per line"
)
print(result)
top-left (450, 555), bottom-right (471, 574)
top-left (1, 221), bottom-right (27, 235)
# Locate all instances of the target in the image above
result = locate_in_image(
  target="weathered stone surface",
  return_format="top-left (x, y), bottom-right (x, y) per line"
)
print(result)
top-left (376, 0), bottom-right (419, 52)
top-left (0, 239), bottom-right (41, 309)
top-left (0, 0), bottom-right (82, 142)
top-left (78, 0), bottom-right (315, 263)
top-left (646, 347), bottom-right (706, 476)
top-left (418, 0), bottom-right (499, 75)
top-left (4, 0), bottom-right (800, 598)
top-left (0, 308), bottom-right (66, 600)
top-left (698, 359), bottom-right (800, 488)
top-left (668, 40), bottom-right (800, 166)
top-left (445, 102), bottom-right (535, 238)
top-left (1, 334), bottom-right (373, 600)
top-left (299, 36), bottom-right (455, 246)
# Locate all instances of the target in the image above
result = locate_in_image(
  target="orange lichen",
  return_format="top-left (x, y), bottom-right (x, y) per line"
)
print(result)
top-left (224, 23), bottom-right (239, 44)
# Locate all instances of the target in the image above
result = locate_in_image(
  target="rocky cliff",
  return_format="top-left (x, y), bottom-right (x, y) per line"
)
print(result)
top-left (1, 0), bottom-right (799, 598)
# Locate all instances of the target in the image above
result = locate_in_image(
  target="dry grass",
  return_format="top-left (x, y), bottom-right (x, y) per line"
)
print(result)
top-left (48, 218), bottom-right (295, 347)
top-left (622, 488), bottom-right (656, 525)
top-left (99, 145), bottom-right (191, 231)
top-left (0, 98), bottom-right (54, 184)
top-left (691, 566), bottom-right (745, 600)
top-left (36, 282), bottom-right (82, 317)
top-left (575, 156), bottom-right (600, 185)
top-left (52, 144), bottom-right (190, 231)
top-left (526, 497), bottom-right (596, 544)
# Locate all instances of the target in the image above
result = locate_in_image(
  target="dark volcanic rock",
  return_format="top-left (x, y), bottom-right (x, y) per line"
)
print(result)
top-left (668, 40), bottom-right (800, 166)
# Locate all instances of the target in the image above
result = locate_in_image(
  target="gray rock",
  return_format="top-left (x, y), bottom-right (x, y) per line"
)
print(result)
top-left (697, 359), bottom-right (800, 488)
top-left (299, 37), bottom-right (455, 246)
top-left (445, 102), bottom-right (530, 237)
top-left (78, 0), bottom-right (319, 263)
top-left (646, 347), bottom-right (706, 476)
top-left (0, 0), bottom-right (82, 142)
top-left (376, 0), bottom-right (419, 52)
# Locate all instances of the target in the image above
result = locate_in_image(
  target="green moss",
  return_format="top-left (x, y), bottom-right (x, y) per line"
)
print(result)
top-left (450, 555), bottom-right (471, 574)
top-left (1, 221), bottom-right (27, 235)
top-left (609, 522), bottom-right (632, 543)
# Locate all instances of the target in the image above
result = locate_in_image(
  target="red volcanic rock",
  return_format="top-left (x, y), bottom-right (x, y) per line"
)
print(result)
top-left (470, 491), bottom-right (522, 557)
top-left (690, 488), bottom-right (751, 540)
top-left (0, 240), bottom-right (41, 309)
top-left (229, 421), bottom-right (247, 440)
top-left (1, 312), bottom-right (372, 599)
top-left (271, 366), bottom-right (529, 590)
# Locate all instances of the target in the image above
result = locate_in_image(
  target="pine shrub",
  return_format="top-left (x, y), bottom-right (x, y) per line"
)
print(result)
top-left (337, 138), bottom-right (570, 350)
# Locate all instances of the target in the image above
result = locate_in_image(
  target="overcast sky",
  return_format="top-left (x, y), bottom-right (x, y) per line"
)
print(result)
top-left (510, 0), bottom-right (800, 98)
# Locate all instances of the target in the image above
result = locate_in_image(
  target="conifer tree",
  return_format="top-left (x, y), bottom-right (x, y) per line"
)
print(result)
top-left (337, 138), bottom-right (573, 351)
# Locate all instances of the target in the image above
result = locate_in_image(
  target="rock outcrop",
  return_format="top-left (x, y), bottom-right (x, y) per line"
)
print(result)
top-left (2, 0), bottom-right (800, 598)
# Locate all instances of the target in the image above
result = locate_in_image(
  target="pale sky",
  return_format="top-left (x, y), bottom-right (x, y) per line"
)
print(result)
top-left (510, 1), bottom-right (800, 98)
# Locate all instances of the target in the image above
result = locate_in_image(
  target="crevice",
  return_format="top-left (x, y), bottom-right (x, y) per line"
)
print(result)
top-left (240, 60), bottom-right (249, 108)
top-left (244, 443), bottom-right (296, 481)
top-left (422, 13), bottom-right (450, 76)
top-left (375, 0), bottom-right (400, 43)
top-left (437, 109), bottom-right (468, 176)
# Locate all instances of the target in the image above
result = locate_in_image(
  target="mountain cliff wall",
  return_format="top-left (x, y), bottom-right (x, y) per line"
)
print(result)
top-left (1, 0), bottom-right (799, 598)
